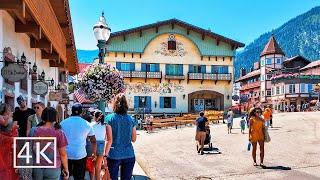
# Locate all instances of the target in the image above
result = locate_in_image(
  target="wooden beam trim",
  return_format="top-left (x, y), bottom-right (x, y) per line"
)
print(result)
top-left (15, 21), bottom-right (40, 37)
top-left (24, 0), bottom-right (67, 62)
top-left (0, 0), bottom-right (21, 9)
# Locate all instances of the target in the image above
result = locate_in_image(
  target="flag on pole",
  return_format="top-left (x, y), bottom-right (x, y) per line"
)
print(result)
top-left (74, 89), bottom-right (92, 103)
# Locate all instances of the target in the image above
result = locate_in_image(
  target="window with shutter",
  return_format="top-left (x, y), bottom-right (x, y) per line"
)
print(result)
top-left (168, 40), bottom-right (176, 50)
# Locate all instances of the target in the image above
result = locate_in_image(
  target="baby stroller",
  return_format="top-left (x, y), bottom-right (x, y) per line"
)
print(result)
top-left (197, 125), bottom-right (213, 151)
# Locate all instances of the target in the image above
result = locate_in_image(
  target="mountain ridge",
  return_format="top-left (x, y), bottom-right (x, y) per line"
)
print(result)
top-left (234, 6), bottom-right (320, 78)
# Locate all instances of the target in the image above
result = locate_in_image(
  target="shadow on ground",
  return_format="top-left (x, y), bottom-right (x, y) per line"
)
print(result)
top-left (262, 165), bottom-right (292, 170)
top-left (202, 147), bottom-right (222, 155)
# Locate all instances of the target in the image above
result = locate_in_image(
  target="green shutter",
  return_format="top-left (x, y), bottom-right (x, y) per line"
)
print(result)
top-left (171, 97), bottom-right (176, 109)
top-left (189, 65), bottom-right (194, 73)
top-left (160, 97), bottom-right (164, 108)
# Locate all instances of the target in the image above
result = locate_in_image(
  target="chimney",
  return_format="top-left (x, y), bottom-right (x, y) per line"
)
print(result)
top-left (241, 68), bottom-right (246, 77)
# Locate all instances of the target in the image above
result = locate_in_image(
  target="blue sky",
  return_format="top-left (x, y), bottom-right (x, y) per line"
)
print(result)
top-left (70, 0), bottom-right (319, 50)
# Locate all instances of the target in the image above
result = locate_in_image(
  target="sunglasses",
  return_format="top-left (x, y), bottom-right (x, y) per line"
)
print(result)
top-left (256, 111), bottom-right (262, 113)
top-left (34, 106), bottom-right (41, 110)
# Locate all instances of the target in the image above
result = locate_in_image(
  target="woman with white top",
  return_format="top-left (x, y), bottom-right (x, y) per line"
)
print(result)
top-left (92, 110), bottom-right (112, 180)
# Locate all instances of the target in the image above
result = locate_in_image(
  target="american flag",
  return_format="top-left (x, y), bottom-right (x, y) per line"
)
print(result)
top-left (74, 89), bottom-right (92, 103)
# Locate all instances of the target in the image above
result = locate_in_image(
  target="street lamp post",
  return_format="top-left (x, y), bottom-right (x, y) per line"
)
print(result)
top-left (93, 12), bottom-right (111, 115)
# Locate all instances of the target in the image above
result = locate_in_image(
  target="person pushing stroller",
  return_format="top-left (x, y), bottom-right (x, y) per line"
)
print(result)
top-left (195, 111), bottom-right (208, 155)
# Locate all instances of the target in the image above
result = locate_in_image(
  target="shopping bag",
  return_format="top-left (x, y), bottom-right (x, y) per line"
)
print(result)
top-left (247, 142), bottom-right (251, 151)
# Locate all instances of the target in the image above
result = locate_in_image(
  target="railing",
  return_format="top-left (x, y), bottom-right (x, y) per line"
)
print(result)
top-left (188, 73), bottom-right (203, 80)
top-left (120, 71), bottom-right (162, 79)
top-left (241, 81), bottom-right (260, 90)
top-left (147, 72), bottom-right (162, 79)
top-left (188, 73), bottom-right (232, 81)
top-left (165, 74), bottom-right (185, 80)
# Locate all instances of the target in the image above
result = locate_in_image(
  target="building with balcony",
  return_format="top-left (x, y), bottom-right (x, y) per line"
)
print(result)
top-left (0, 0), bottom-right (78, 114)
top-left (105, 19), bottom-right (244, 114)
top-left (236, 35), bottom-right (320, 112)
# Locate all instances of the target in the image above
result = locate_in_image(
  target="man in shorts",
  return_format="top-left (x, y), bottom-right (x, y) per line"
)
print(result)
top-left (196, 112), bottom-right (208, 155)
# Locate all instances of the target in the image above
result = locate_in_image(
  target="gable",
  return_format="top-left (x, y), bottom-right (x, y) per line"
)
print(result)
top-left (108, 22), bottom-right (240, 57)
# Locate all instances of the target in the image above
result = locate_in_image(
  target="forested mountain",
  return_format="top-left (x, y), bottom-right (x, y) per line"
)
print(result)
top-left (234, 6), bottom-right (320, 78)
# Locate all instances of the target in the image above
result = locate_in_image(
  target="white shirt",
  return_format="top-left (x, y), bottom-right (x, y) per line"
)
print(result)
top-left (61, 116), bottom-right (94, 160)
top-left (90, 121), bottom-right (106, 141)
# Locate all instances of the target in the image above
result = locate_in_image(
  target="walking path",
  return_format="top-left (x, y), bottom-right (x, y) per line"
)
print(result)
top-left (134, 112), bottom-right (320, 180)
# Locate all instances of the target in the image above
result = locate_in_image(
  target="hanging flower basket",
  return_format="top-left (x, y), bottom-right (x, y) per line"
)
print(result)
top-left (77, 63), bottom-right (125, 102)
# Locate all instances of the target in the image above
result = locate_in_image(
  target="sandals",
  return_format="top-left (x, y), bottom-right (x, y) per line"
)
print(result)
top-left (253, 162), bottom-right (258, 166)
top-left (260, 163), bottom-right (265, 167)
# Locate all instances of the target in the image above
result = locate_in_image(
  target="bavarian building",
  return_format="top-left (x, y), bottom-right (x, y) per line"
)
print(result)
top-left (0, 0), bottom-right (78, 117)
top-left (105, 19), bottom-right (244, 114)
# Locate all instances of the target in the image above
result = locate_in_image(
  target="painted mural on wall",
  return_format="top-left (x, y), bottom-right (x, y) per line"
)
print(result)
top-left (125, 82), bottom-right (184, 95)
top-left (154, 34), bottom-right (187, 57)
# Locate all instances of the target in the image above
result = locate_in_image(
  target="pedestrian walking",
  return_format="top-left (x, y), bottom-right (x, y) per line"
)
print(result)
top-left (227, 108), bottom-right (234, 134)
top-left (61, 103), bottom-right (97, 180)
top-left (26, 102), bottom-right (45, 136)
top-left (13, 95), bottom-right (35, 137)
top-left (0, 103), bottom-right (19, 179)
top-left (248, 107), bottom-right (265, 167)
top-left (31, 107), bottom-right (69, 180)
top-left (240, 116), bottom-right (246, 134)
top-left (106, 94), bottom-right (137, 180)
top-left (195, 111), bottom-right (208, 155)
top-left (13, 96), bottom-right (35, 179)
top-left (91, 110), bottom-right (112, 180)
top-left (263, 106), bottom-right (272, 128)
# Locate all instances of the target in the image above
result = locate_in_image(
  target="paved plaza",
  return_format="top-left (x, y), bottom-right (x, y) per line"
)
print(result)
top-left (134, 112), bottom-right (320, 180)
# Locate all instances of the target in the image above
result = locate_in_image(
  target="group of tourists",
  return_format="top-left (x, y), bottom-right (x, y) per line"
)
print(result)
top-left (0, 94), bottom-right (137, 180)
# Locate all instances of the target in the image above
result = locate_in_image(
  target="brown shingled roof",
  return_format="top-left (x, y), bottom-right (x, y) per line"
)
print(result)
top-left (300, 60), bottom-right (320, 70)
top-left (260, 36), bottom-right (285, 57)
top-left (235, 69), bottom-right (260, 82)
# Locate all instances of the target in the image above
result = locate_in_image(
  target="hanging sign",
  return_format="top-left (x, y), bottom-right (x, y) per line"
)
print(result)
top-left (33, 81), bottom-right (49, 95)
top-left (1, 64), bottom-right (27, 82)
top-left (49, 91), bottom-right (62, 101)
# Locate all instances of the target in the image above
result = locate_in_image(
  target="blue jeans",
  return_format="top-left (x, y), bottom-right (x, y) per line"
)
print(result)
top-left (33, 168), bottom-right (61, 180)
top-left (107, 157), bottom-right (135, 180)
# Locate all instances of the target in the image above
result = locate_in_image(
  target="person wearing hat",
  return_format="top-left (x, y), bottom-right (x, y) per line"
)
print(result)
top-left (60, 103), bottom-right (97, 180)
top-left (13, 95), bottom-right (35, 137)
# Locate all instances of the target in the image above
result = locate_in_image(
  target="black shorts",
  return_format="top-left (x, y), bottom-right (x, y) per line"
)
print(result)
top-left (68, 157), bottom-right (86, 179)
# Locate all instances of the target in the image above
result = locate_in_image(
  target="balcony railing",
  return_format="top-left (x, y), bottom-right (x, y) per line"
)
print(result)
top-left (241, 81), bottom-right (260, 90)
top-left (120, 71), bottom-right (162, 79)
top-left (188, 73), bottom-right (232, 81)
top-left (165, 74), bottom-right (185, 80)
top-left (147, 72), bottom-right (162, 79)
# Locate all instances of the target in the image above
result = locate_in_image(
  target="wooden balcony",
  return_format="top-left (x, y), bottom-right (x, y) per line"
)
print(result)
top-left (120, 71), bottom-right (162, 82)
top-left (241, 81), bottom-right (260, 90)
top-left (188, 73), bottom-right (232, 84)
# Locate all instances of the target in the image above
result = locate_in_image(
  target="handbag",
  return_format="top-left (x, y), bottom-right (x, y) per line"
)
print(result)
top-left (264, 128), bottom-right (271, 143)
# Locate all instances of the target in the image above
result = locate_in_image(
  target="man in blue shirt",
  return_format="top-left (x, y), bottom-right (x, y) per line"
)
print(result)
top-left (61, 103), bottom-right (97, 180)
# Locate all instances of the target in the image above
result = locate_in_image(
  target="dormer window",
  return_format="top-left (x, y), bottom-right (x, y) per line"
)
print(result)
top-left (168, 34), bottom-right (176, 50)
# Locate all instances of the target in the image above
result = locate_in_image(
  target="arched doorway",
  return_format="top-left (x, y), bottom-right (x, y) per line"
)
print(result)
top-left (188, 90), bottom-right (224, 112)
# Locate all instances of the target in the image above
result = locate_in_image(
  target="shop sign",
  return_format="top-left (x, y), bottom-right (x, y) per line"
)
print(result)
top-left (1, 64), bottom-right (27, 82)
top-left (49, 92), bottom-right (62, 101)
top-left (33, 81), bottom-right (49, 95)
